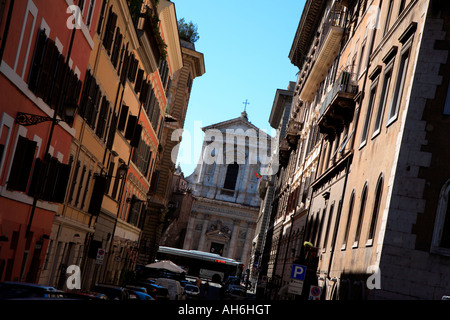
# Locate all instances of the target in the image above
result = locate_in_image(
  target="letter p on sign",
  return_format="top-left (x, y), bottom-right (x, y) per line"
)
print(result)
top-left (290, 264), bottom-right (306, 281)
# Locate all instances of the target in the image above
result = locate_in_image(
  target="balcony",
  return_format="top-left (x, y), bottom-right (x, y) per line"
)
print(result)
top-left (298, 2), bottom-right (346, 102)
top-left (279, 137), bottom-right (291, 167)
top-left (318, 69), bottom-right (358, 141)
top-left (285, 119), bottom-right (302, 147)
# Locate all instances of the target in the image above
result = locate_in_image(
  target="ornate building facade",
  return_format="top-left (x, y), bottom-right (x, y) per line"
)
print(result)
top-left (183, 113), bottom-right (271, 272)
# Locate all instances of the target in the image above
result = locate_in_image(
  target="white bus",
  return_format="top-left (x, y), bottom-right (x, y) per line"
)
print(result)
top-left (155, 246), bottom-right (244, 283)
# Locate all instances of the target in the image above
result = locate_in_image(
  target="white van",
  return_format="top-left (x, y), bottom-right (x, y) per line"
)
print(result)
top-left (155, 278), bottom-right (185, 300)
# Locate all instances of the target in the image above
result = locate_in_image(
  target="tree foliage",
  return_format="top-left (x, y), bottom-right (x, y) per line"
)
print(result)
top-left (177, 18), bottom-right (199, 43)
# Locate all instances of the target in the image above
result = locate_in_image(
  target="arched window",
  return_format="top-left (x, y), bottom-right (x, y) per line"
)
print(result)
top-left (368, 175), bottom-right (383, 243)
top-left (342, 190), bottom-right (355, 248)
top-left (354, 183), bottom-right (368, 246)
top-left (223, 162), bottom-right (239, 190)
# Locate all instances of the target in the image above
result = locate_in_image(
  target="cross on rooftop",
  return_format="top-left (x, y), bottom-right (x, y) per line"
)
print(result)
top-left (243, 99), bottom-right (250, 112)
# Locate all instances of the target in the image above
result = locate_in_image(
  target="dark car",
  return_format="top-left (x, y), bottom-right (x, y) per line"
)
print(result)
top-left (184, 284), bottom-right (200, 300)
top-left (0, 282), bottom-right (69, 300)
top-left (91, 284), bottom-right (132, 300)
top-left (125, 285), bottom-right (155, 300)
top-left (132, 281), bottom-right (169, 300)
top-left (64, 291), bottom-right (109, 300)
top-left (224, 285), bottom-right (247, 300)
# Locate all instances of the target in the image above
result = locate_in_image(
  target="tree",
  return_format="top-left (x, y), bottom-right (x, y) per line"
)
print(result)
top-left (177, 18), bottom-right (199, 44)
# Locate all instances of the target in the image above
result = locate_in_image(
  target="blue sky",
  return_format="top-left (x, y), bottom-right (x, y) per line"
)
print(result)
top-left (172, 1), bottom-right (306, 176)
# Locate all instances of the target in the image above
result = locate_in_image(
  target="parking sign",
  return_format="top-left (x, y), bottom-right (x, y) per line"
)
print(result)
top-left (290, 264), bottom-right (306, 281)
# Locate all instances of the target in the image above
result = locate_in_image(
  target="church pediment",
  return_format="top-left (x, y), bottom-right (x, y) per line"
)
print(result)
top-left (202, 115), bottom-right (269, 140)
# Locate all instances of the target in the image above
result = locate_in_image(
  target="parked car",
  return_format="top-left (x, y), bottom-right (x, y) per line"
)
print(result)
top-left (224, 285), bottom-right (247, 300)
top-left (64, 291), bottom-right (109, 300)
top-left (0, 282), bottom-right (70, 300)
top-left (184, 284), bottom-right (200, 300)
top-left (125, 285), bottom-right (154, 300)
top-left (132, 281), bottom-right (169, 300)
top-left (91, 284), bottom-right (131, 300)
top-left (155, 278), bottom-right (185, 300)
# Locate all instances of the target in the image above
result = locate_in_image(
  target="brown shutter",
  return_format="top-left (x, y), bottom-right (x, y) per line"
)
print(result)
top-left (88, 175), bottom-right (107, 216)
top-left (125, 114), bottom-right (137, 140)
top-left (7, 136), bottom-right (37, 192)
top-left (131, 124), bottom-right (142, 148)
top-left (28, 29), bottom-right (47, 93)
top-left (117, 104), bottom-right (129, 131)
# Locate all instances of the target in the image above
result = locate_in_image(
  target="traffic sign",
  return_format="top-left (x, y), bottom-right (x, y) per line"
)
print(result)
top-left (96, 248), bottom-right (105, 264)
top-left (309, 286), bottom-right (322, 300)
top-left (288, 279), bottom-right (304, 295)
top-left (290, 264), bottom-right (306, 281)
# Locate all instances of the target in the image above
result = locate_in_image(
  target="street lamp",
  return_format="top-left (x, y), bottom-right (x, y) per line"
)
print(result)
top-left (15, 101), bottom-right (78, 126)
top-left (126, 192), bottom-right (152, 205)
top-left (95, 162), bottom-right (129, 180)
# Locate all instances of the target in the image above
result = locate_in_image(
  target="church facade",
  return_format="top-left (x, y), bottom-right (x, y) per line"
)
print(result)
top-left (183, 112), bottom-right (273, 269)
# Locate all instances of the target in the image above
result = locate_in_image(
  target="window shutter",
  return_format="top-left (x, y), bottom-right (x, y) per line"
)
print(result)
top-left (28, 29), bottom-right (47, 93)
top-left (106, 113), bottom-right (117, 150)
top-left (88, 175), bottom-right (107, 216)
top-left (135, 69), bottom-right (144, 93)
top-left (128, 54), bottom-right (138, 82)
top-left (131, 124), bottom-right (142, 148)
top-left (97, 0), bottom-right (107, 35)
top-left (111, 28), bottom-right (122, 68)
top-left (103, 9), bottom-right (117, 54)
top-left (79, 71), bottom-right (92, 118)
top-left (96, 96), bottom-right (109, 139)
top-left (89, 90), bottom-right (102, 130)
top-left (7, 136), bottom-right (37, 192)
top-left (125, 114), bottom-right (137, 140)
top-left (139, 80), bottom-right (149, 103)
top-left (35, 38), bottom-right (56, 100)
top-left (27, 158), bottom-right (44, 197)
top-left (49, 57), bottom-right (66, 109)
top-left (52, 162), bottom-right (71, 203)
top-left (44, 44), bottom-right (61, 106)
top-left (117, 104), bottom-right (129, 131)
top-left (120, 52), bottom-right (130, 85)
top-left (41, 156), bottom-right (59, 201)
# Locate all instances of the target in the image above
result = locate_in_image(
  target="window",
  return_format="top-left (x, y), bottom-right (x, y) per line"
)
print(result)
top-left (342, 190), bottom-right (355, 249)
top-left (7, 136), bottom-right (37, 192)
top-left (86, 0), bottom-right (96, 28)
top-left (102, 7), bottom-right (117, 54)
top-left (360, 84), bottom-right (378, 146)
top-left (383, 0), bottom-right (394, 36)
top-left (97, 0), bottom-right (107, 35)
top-left (28, 30), bottom-right (82, 112)
top-left (354, 183), bottom-right (368, 247)
top-left (373, 66), bottom-right (393, 136)
top-left (387, 48), bottom-right (410, 124)
top-left (367, 175), bottom-right (383, 244)
top-left (399, 0), bottom-right (407, 15)
top-left (432, 180), bottom-right (450, 255)
top-left (223, 163), bottom-right (239, 190)
top-left (322, 203), bottom-right (335, 250)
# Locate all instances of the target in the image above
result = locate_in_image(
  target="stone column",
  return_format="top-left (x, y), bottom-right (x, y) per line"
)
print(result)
top-left (197, 214), bottom-right (210, 251)
top-left (227, 220), bottom-right (240, 259)
top-left (183, 212), bottom-right (197, 250)
top-left (241, 222), bottom-right (254, 267)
